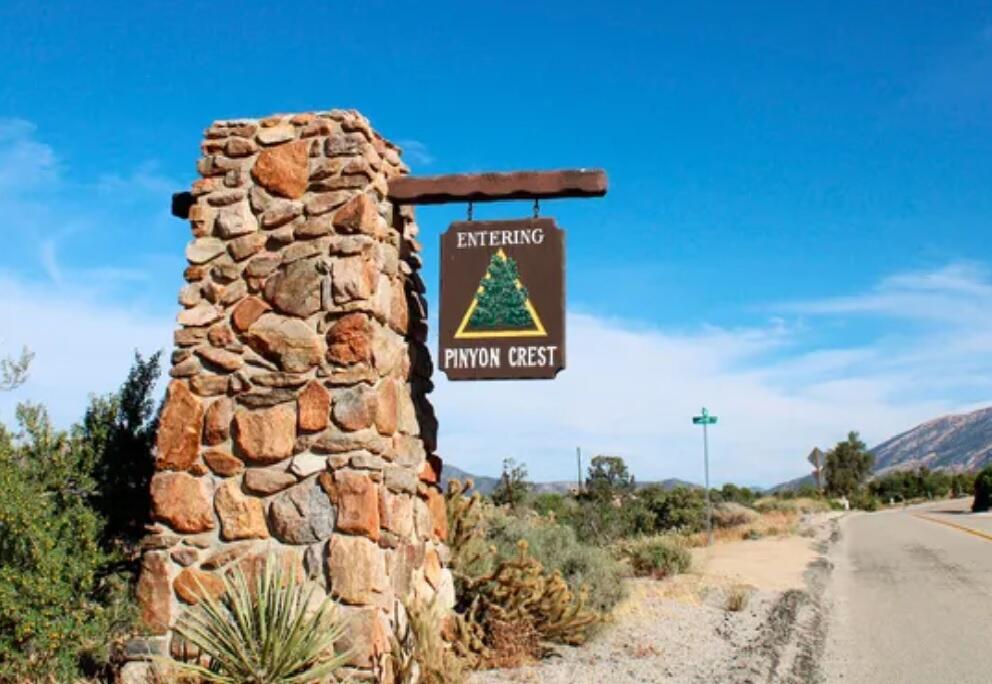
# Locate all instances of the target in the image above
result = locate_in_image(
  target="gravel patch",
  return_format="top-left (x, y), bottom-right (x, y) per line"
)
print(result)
top-left (470, 516), bottom-right (838, 684)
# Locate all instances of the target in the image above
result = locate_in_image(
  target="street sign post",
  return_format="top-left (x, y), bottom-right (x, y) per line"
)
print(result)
top-left (692, 407), bottom-right (719, 546)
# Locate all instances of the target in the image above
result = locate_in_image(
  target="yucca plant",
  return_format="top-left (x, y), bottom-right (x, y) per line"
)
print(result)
top-left (167, 554), bottom-right (350, 684)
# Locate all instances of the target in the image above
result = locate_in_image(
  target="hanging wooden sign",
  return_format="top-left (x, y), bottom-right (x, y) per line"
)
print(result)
top-left (439, 217), bottom-right (565, 380)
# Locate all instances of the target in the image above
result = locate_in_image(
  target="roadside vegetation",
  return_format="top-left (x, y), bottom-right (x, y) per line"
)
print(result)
top-left (3, 345), bottom-right (988, 683)
top-left (0, 352), bottom-right (161, 682)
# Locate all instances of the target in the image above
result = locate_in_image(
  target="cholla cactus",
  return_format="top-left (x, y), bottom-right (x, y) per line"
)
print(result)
top-left (444, 480), bottom-right (600, 666)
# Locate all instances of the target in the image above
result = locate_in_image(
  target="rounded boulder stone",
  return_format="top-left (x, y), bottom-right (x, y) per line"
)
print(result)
top-left (332, 384), bottom-right (376, 431)
top-left (263, 256), bottom-right (323, 318)
top-left (203, 396), bottom-right (234, 446)
top-left (268, 477), bottom-right (336, 544)
top-left (136, 551), bottom-right (173, 634)
top-left (150, 472), bottom-right (215, 533)
top-left (297, 381), bottom-right (330, 432)
top-left (251, 140), bottom-right (310, 199)
top-left (233, 404), bottom-right (297, 465)
top-left (244, 313), bottom-right (324, 373)
top-left (155, 381), bottom-right (204, 471)
top-left (214, 479), bottom-right (269, 541)
top-left (325, 312), bottom-right (372, 366)
top-left (173, 568), bottom-right (226, 605)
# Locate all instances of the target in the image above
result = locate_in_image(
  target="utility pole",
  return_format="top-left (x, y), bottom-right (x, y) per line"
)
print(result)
top-left (576, 446), bottom-right (583, 493)
top-left (692, 407), bottom-right (719, 546)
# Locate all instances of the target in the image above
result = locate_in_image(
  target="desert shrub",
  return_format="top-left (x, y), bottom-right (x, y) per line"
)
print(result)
top-left (483, 509), bottom-right (626, 614)
top-left (715, 482), bottom-right (758, 506)
top-left (618, 536), bottom-right (692, 579)
top-left (724, 584), bottom-right (751, 612)
top-left (973, 466), bottom-right (992, 512)
top-left (870, 467), bottom-right (957, 503)
top-left (950, 472), bottom-right (976, 498)
top-left (528, 492), bottom-right (573, 519)
top-left (641, 486), bottom-right (707, 533)
top-left (445, 481), bottom-right (603, 668)
top-left (753, 496), bottom-right (829, 514)
top-left (391, 598), bottom-right (467, 684)
top-left (491, 458), bottom-right (531, 509)
top-left (170, 554), bottom-right (348, 683)
top-left (559, 494), bottom-right (654, 541)
top-left (712, 501), bottom-right (759, 528)
top-left (848, 490), bottom-right (879, 511)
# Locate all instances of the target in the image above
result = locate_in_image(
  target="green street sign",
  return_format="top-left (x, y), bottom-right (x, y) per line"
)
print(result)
top-left (692, 408), bottom-right (718, 425)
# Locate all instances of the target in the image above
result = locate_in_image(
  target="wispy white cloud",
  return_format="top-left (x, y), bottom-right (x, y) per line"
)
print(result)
top-left (396, 139), bottom-right (435, 167)
top-left (0, 274), bottom-right (174, 429)
top-left (779, 262), bottom-right (992, 324)
top-left (0, 118), bottom-right (59, 193)
top-left (96, 160), bottom-right (177, 199)
top-left (434, 261), bottom-right (992, 486)
top-left (0, 118), bottom-right (181, 296)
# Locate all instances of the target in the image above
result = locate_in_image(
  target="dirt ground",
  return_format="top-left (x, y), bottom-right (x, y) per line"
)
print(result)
top-left (470, 514), bottom-right (838, 684)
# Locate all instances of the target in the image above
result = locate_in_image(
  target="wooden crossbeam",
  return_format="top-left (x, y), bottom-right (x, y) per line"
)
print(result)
top-left (387, 169), bottom-right (607, 205)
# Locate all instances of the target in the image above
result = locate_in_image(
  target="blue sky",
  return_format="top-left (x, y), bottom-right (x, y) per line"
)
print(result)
top-left (1, 1), bottom-right (991, 486)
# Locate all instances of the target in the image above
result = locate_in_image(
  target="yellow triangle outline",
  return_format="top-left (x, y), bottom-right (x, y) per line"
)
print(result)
top-left (454, 249), bottom-right (548, 339)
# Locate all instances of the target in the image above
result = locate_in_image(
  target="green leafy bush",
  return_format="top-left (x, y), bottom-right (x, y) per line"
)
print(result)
top-left (973, 466), bottom-right (992, 512)
top-left (619, 536), bottom-right (692, 579)
top-left (641, 486), bottom-right (707, 533)
top-left (0, 406), bottom-right (132, 681)
top-left (869, 467), bottom-right (959, 503)
top-left (0, 352), bottom-right (161, 681)
top-left (848, 490), bottom-right (879, 511)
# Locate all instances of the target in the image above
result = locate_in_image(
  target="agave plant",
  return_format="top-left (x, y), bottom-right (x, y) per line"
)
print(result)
top-left (168, 554), bottom-right (349, 684)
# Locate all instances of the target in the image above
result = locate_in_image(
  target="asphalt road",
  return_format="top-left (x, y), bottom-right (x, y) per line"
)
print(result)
top-left (822, 499), bottom-right (992, 683)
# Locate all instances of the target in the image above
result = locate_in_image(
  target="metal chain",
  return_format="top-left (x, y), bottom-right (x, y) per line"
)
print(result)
top-left (533, 198), bottom-right (540, 218)
top-left (467, 201), bottom-right (474, 221)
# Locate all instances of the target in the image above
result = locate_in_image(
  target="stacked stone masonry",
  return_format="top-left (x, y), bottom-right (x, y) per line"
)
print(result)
top-left (133, 110), bottom-right (451, 681)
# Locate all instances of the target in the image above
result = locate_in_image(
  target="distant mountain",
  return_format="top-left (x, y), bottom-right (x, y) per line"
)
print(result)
top-left (872, 406), bottom-right (992, 474)
top-left (773, 405), bottom-right (992, 490)
top-left (770, 474), bottom-right (816, 493)
top-left (440, 464), bottom-right (501, 495)
top-left (440, 463), bottom-right (698, 496)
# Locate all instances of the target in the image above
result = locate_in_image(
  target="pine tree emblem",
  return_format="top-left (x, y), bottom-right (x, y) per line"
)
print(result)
top-left (455, 250), bottom-right (546, 338)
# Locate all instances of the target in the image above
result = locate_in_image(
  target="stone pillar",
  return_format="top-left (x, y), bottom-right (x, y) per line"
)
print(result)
top-left (131, 110), bottom-right (451, 681)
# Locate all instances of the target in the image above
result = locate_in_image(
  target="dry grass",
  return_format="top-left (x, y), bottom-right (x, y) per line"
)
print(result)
top-left (753, 497), bottom-right (831, 514)
top-left (685, 510), bottom-right (800, 547)
top-left (712, 502), bottom-right (759, 528)
top-left (724, 584), bottom-right (752, 612)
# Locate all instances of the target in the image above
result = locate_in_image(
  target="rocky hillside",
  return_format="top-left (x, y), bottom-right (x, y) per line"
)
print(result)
top-left (775, 405), bottom-right (992, 490)
top-left (872, 406), bottom-right (992, 474)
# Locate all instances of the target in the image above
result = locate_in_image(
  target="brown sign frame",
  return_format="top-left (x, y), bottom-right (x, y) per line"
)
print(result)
top-left (439, 217), bottom-right (565, 380)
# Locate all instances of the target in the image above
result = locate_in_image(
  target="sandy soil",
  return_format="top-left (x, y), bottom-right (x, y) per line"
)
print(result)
top-left (471, 515), bottom-right (837, 684)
